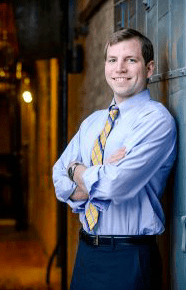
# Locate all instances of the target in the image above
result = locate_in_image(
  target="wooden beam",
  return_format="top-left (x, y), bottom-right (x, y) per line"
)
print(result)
top-left (78, 0), bottom-right (107, 23)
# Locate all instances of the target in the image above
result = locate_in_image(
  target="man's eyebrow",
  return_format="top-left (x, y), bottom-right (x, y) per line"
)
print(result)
top-left (125, 55), bottom-right (138, 58)
top-left (107, 55), bottom-right (117, 58)
top-left (107, 55), bottom-right (139, 59)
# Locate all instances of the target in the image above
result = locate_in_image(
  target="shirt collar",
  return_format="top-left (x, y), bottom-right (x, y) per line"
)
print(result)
top-left (109, 89), bottom-right (151, 115)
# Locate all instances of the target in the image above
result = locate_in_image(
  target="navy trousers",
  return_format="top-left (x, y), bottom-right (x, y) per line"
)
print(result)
top-left (70, 239), bottom-right (162, 290)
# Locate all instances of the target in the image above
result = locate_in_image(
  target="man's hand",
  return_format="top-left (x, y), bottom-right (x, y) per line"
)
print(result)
top-left (70, 186), bottom-right (89, 201)
top-left (104, 147), bottom-right (126, 164)
top-left (67, 162), bottom-right (88, 194)
top-left (73, 163), bottom-right (87, 192)
top-left (68, 147), bottom-right (126, 201)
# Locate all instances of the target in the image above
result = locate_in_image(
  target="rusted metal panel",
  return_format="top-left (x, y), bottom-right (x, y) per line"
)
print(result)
top-left (114, 1), bottom-right (186, 290)
top-left (149, 67), bottom-right (186, 84)
top-left (169, 78), bottom-right (186, 214)
top-left (170, 0), bottom-right (185, 70)
top-left (150, 0), bottom-right (156, 7)
top-left (171, 216), bottom-right (186, 288)
top-left (136, 0), bottom-right (146, 35)
top-left (149, 82), bottom-right (159, 101)
top-left (114, 1), bottom-right (129, 30)
top-left (168, 74), bottom-right (186, 290)
top-left (128, 0), bottom-right (136, 29)
top-left (147, 3), bottom-right (158, 75)
top-left (158, 0), bottom-right (169, 20)
top-left (114, 2), bottom-right (124, 30)
top-left (158, 12), bottom-right (170, 73)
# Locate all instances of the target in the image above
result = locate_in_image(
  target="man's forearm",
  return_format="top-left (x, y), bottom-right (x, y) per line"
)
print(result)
top-left (67, 162), bottom-right (89, 201)
top-left (73, 163), bottom-right (87, 192)
top-left (68, 147), bottom-right (126, 201)
top-left (70, 186), bottom-right (89, 201)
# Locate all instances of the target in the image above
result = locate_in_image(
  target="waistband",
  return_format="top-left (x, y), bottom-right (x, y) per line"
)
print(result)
top-left (80, 229), bottom-right (157, 247)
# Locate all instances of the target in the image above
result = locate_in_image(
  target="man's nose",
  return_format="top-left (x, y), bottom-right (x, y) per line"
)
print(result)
top-left (116, 60), bottom-right (127, 73)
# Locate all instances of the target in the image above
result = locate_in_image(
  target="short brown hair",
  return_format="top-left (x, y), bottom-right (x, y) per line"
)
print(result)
top-left (104, 28), bottom-right (154, 65)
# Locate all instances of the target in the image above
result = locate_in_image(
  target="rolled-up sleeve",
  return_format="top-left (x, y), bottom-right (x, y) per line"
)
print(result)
top-left (52, 128), bottom-right (87, 212)
top-left (82, 111), bottom-right (177, 205)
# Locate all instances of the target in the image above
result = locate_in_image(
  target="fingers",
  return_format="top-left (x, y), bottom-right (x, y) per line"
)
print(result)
top-left (104, 147), bottom-right (126, 164)
top-left (115, 147), bottom-right (126, 157)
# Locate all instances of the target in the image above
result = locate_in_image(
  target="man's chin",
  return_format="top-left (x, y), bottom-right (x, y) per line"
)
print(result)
top-left (114, 91), bottom-right (134, 100)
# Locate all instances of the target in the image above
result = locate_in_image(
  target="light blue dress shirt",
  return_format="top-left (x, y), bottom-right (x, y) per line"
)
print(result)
top-left (53, 89), bottom-right (177, 235)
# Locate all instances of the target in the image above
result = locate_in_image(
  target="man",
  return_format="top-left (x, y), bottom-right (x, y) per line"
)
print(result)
top-left (53, 28), bottom-right (177, 290)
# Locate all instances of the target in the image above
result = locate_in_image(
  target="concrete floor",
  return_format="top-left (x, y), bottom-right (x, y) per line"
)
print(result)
top-left (0, 225), bottom-right (61, 289)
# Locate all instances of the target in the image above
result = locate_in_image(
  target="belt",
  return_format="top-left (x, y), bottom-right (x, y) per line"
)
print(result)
top-left (80, 229), bottom-right (156, 247)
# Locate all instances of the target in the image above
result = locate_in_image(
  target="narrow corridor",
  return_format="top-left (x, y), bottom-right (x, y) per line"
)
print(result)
top-left (0, 225), bottom-right (61, 290)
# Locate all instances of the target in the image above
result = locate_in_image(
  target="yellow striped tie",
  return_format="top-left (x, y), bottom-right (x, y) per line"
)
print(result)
top-left (85, 106), bottom-right (119, 230)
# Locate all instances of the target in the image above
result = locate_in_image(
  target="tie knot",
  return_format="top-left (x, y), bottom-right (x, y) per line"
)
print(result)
top-left (109, 106), bottom-right (119, 121)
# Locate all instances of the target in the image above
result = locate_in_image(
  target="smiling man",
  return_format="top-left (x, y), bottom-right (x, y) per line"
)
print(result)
top-left (105, 37), bottom-right (154, 103)
top-left (53, 29), bottom-right (177, 290)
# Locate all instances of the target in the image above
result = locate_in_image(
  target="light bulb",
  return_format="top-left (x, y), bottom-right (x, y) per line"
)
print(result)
top-left (22, 91), bottom-right (32, 103)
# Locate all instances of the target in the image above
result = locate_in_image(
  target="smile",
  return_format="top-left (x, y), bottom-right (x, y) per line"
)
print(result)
top-left (112, 77), bottom-right (130, 82)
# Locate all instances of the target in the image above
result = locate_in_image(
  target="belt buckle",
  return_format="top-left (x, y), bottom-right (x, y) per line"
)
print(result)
top-left (93, 235), bottom-right (99, 246)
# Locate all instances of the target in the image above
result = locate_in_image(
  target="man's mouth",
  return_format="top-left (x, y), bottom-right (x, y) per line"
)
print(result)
top-left (112, 77), bottom-right (130, 82)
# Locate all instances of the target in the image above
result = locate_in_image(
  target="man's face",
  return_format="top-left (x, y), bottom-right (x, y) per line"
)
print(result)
top-left (105, 38), bottom-right (154, 104)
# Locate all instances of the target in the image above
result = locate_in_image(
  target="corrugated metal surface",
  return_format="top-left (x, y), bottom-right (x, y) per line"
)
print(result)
top-left (114, 1), bottom-right (186, 289)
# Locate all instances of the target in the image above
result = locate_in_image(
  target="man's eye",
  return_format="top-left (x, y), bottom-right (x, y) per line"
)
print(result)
top-left (128, 59), bottom-right (136, 63)
top-left (108, 59), bottom-right (116, 63)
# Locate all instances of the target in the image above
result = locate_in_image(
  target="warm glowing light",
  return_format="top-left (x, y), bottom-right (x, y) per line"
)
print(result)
top-left (24, 77), bottom-right (30, 85)
top-left (22, 91), bottom-right (32, 103)
top-left (16, 62), bottom-right (22, 79)
top-left (0, 70), bottom-right (5, 77)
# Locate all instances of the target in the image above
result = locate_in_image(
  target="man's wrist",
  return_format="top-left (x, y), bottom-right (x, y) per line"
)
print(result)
top-left (68, 162), bottom-right (82, 182)
top-left (70, 186), bottom-right (88, 201)
top-left (69, 185), bottom-right (78, 200)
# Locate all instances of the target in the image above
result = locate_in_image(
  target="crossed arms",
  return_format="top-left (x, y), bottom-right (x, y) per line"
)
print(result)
top-left (53, 109), bottom-right (176, 209)
top-left (69, 147), bottom-right (126, 201)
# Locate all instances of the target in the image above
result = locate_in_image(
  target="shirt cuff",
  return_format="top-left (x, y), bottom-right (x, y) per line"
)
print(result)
top-left (82, 165), bottom-right (101, 192)
top-left (91, 198), bottom-right (111, 211)
top-left (83, 165), bottom-right (111, 211)
top-left (55, 176), bottom-right (77, 202)
top-left (67, 199), bottom-right (87, 213)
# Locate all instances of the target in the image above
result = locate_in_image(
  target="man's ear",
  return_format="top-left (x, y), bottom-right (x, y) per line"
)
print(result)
top-left (147, 60), bottom-right (155, 79)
